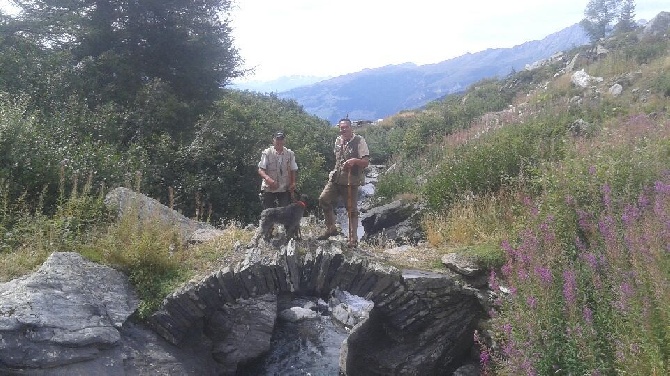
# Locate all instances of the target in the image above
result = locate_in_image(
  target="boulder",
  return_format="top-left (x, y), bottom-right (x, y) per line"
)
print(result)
top-left (104, 187), bottom-right (220, 242)
top-left (361, 200), bottom-right (425, 244)
top-left (0, 252), bottom-right (221, 375)
top-left (0, 252), bottom-right (138, 373)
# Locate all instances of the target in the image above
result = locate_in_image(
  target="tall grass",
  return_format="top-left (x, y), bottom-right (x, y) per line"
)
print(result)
top-left (0, 177), bottom-right (251, 319)
top-left (398, 32), bottom-right (670, 374)
top-left (482, 178), bottom-right (670, 375)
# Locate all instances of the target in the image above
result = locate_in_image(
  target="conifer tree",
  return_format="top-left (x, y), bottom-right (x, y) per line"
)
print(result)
top-left (1, 0), bottom-right (242, 137)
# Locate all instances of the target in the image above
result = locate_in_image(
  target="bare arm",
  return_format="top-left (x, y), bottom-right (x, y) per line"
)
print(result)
top-left (289, 169), bottom-right (297, 191)
top-left (258, 168), bottom-right (278, 189)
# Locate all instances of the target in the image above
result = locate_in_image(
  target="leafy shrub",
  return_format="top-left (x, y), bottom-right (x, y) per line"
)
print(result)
top-left (653, 69), bottom-right (670, 97)
top-left (374, 167), bottom-right (418, 203)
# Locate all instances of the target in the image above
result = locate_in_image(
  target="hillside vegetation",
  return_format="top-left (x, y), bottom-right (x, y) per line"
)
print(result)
top-left (357, 28), bottom-right (670, 375)
top-left (1, 5), bottom-right (669, 375)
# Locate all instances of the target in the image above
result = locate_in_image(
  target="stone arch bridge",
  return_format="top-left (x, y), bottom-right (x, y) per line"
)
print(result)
top-left (148, 240), bottom-right (486, 375)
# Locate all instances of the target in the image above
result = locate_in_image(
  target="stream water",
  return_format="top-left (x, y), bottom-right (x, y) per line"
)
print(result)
top-left (237, 293), bottom-right (370, 376)
top-left (237, 311), bottom-right (349, 375)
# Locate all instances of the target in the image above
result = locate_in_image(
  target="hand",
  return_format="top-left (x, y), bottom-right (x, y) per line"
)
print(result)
top-left (266, 178), bottom-right (278, 189)
top-left (344, 158), bottom-right (357, 170)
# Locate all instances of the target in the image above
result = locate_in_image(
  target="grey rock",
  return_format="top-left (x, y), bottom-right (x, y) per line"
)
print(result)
top-left (609, 83), bottom-right (623, 97)
top-left (104, 187), bottom-right (214, 241)
top-left (441, 253), bottom-right (483, 277)
top-left (361, 200), bottom-right (425, 245)
top-left (188, 228), bottom-right (227, 244)
top-left (206, 294), bottom-right (277, 375)
top-left (453, 363), bottom-right (481, 376)
top-left (571, 69), bottom-right (603, 88)
top-left (0, 252), bottom-right (138, 373)
top-left (329, 289), bottom-right (373, 328)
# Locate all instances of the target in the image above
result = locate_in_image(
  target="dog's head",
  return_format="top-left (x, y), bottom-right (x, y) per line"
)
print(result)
top-left (293, 193), bottom-right (308, 209)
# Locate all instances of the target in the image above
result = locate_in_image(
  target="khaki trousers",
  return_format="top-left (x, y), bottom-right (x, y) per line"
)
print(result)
top-left (318, 182), bottom-right (359, 232)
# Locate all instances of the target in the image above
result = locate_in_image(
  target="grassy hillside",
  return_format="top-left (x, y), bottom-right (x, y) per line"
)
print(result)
top-left (357, 29), bottom-right (670, 374)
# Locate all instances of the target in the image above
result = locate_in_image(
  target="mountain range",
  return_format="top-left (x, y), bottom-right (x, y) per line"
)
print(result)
top-left (272, 23), bottom-right (591, 124)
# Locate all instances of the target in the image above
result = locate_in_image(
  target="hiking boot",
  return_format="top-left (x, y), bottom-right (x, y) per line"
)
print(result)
top-left (316, 228), bottom-right (338, 240)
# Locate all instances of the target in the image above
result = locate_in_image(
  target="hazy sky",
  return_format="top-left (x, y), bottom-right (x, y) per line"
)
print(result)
top-left (1, 1), bottom-right (667, 82)
top-left (230, 0), bottom-right (668, 82)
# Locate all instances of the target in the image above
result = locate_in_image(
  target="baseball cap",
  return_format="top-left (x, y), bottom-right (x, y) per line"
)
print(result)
top-left (274, 132), bottom-right (285, 139)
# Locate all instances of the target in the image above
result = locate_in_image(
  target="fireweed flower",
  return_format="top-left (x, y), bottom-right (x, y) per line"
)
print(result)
top-left (534, 266), bottom-right (552, 286)
top-left (503, 322), bottom-right (513, 336)
top-left (562, 269), bottom-right (577, 307)
top-left (526, 295), bottom-right (537, 309)
top-left (539, 216), bottom-right (556, 243)
top-left (601, 184), bottom-right (612, 209)
top-left (501, 262), bottom-right (512, 277)
top-left (598, 215), bottom-right (617, 248)
top-left (517, 269), bottom-right (530, 281)
top-left (630, 342), bottom-right (640, 354)
top-left (654, 180), bottom-right (670, 194)
top-left (621, 203), bottom-right (639, 226)
top-left (576, 209), bottom-right (593, 233)
top-left (583, 306), bottom-right (593, 325)
top-left (474, 330), bottom-right (492, 371)
top-left (488, 270), bottom-right (499, 291)
top-left (614, 281), bottom-right (634, 313)
top-left (522, 195), bottom-right (538, 217)
top-left (615, 340), bottom-right (625, 362)
top-left (501, 239), bottom-right (513, 254)
top-left (589, 165), bottom-right (597, 175)
top-left (638, 192), bottom-right (650, 209)
top-left (575, 236), bottom-right (587, 253)
top-left (580, 251), bottom-right (598, 270)
top-left (521, 359), bottom-right (537, 376)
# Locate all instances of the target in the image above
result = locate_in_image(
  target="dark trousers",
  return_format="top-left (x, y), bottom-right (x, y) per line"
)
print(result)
top-left (260, 191), bottom-right (291, 209)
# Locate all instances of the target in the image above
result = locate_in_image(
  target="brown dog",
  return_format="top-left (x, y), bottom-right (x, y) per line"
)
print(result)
top-left (250, 194), bottom-right (307, 245)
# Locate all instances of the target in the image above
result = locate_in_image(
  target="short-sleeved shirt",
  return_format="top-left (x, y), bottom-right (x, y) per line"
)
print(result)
top-left (258, 146), bottom-right (298, 192)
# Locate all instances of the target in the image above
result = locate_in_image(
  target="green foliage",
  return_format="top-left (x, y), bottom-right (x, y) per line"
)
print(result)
top-left (0, 94), bottom-right (147, 215)
top-left (626, 38), bottom-right (668, 65)
top-left (150, 91), bottom-right (334, 223)
top-left (452, 244), bottom-right (506, 269)
top-left (536, 114), bottom-right (670, 250)
top-left (1, 0), bottom-right (243, 139)
top-left (487, 179), bottom-right (670, 375)
top-left (424, 116), bottom-right (567, 210)
top-left (76, 195), bottom-right (189, 320)
top-left (581, 0), bottom-right (628, 43)
top-left (374, 168), bottom-right (417, 202)
top-left (654, 69), bottom-right (670, 97)
top-left (359, 79), bottom-right (515, 167)
top-left (0, 181), bottom-right (111, 280)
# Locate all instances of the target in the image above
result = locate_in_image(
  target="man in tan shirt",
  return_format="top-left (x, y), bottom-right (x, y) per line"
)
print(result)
top-left (257, 131), bottom-right (298, 209)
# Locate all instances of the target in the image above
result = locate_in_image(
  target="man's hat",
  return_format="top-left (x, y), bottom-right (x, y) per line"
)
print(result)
top-left (274, 132), bottom-right (285, 139)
